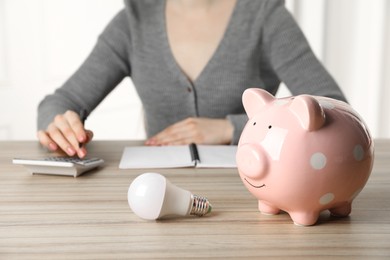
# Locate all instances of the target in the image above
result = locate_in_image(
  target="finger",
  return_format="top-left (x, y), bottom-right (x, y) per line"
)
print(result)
top-left (160, 137), bottom-right (195, 146)
top-left (162, 120), bottom-right (201, 143)
top-left (37, 130), bottom-right (58, 151)
top-left (64, 110), bottom-right (87, 143)
top-left (150, 130), bottom-right (195, 145)
top-left (78, 130), bottom-right (93, 147)
top-left (145, 118), bottom-right (201, 145)
top-left (148, 125), bottom-right (194, 145)
top-left (77, 130), bottom-right (94, 158)
top-left (85, 130), bottom-right (94, 143)
top-left (54, 111), bottom-right (85, 149)
top-left (47, 122), bottom-right (77, 156)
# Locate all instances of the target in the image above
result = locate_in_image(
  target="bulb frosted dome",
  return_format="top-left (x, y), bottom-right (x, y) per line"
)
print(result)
top-left (128, 172), bottom-right (211, 220)
top-left (128, 173), bottom-right (167, 220)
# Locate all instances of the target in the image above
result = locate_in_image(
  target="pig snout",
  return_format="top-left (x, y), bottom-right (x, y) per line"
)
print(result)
top-left (236, 143), bottom-right (268, 179)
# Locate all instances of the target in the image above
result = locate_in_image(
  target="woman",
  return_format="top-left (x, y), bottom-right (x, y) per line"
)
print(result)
top-left (37, 0), bottom-right (346, 158)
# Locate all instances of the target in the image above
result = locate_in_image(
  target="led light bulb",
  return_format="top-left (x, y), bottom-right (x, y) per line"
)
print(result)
top-left (128, 172), bottom-right (212, 220)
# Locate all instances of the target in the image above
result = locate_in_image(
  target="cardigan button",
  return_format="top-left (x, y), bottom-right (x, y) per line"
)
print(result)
top-left (187, 87), bottom-right (192, 93)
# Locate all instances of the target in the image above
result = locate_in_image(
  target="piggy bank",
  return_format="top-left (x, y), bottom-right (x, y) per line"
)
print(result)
top-left (236, 88), bottom-right (374, 226)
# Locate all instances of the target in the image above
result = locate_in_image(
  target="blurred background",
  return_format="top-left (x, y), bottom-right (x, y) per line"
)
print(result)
top-left (0, 0), bottom-right (389, 140)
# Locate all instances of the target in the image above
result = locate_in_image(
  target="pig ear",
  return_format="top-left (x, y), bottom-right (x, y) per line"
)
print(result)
top-left (289, 95), bottom-right (326, 131)
top-left (242, 88), bottom-right (274, 118)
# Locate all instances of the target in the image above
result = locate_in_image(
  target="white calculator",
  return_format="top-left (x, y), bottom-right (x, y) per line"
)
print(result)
top-left (12, 157), bottom-right (104, 177)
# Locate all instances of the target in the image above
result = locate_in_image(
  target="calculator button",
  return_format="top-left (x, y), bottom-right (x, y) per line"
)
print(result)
top-left (75, 158), bottom-right (101, 165)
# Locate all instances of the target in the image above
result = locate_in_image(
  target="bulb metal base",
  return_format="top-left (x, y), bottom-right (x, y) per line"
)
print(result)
top-left (189, 194), bottom-right (212, 216)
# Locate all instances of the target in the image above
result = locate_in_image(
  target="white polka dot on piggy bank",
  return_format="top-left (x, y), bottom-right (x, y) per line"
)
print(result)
top-left (236, 89), bottom-right (374, 226)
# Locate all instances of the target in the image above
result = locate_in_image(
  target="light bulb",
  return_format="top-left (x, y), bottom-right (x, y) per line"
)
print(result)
top-left (128, 172), bottom-right (212, 220)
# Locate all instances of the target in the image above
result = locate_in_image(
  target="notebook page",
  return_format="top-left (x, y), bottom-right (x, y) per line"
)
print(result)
top-left (196, 145), bottom-right (237, 168)
top-left (119, 146), bottom-right (194, 169)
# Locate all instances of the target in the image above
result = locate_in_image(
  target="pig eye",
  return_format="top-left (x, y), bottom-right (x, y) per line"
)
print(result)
top-left (253, 122), bottom-right (256, 126)
top-left (268, 125), bottom-right (272, 129)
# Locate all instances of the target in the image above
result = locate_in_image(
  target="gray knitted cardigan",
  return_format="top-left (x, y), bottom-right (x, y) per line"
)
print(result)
top-left (38, 0), bottom-right (346, 144)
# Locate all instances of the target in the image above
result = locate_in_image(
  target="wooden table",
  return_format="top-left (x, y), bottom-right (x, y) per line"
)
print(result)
top-left (1, 140), bottom-right (389, 259)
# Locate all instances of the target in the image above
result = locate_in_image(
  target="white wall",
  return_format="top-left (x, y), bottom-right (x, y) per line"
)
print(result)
top-left (286, 0), bottom-right (390, 138)
top-left (0, 0), bottom-right (389, 140)
top-left (0, 0), bottom-right (143, 140)
top-left (324, 0), bottom-right (389, 138)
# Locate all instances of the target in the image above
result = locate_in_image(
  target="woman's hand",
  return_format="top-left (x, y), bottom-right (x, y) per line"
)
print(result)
top-left (37, 110), bottom-right (93, 158)
top-left (145, 117), bottom-right (233, 146)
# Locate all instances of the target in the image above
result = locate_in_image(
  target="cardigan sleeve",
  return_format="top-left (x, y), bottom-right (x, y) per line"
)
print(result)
top-left (261, 0), bottom-right (347, 102)
top-left (227, 0), bottom-right (347, 145)
top-left (37, 9), bottom-right (131, 130)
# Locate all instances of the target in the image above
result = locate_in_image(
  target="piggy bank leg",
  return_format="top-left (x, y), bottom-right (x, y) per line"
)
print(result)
top-left (289, 211), bottom-right (320, 226)
top-left (329, 202), bottom-right (352, 217)
top-left (258, 200), bottom-right (280, 215)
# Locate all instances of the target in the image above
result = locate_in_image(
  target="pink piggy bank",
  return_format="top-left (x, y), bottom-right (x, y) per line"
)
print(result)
top-left (236, 88), bottom-right (374, 226)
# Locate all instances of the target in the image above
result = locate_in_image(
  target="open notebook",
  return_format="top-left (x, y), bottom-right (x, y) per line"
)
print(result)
top-left (119, 144), bottom-right (237, 169)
